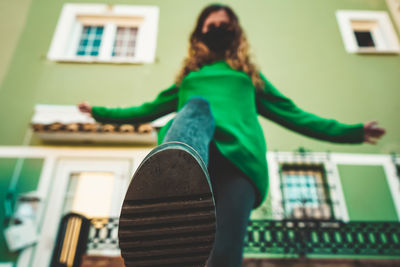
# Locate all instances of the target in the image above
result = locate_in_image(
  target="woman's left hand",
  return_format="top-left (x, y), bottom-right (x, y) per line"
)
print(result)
top-left (364, 121), bottom-right (386, 145)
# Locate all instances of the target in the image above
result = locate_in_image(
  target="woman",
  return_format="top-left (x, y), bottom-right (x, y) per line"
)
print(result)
top-left (78, 4), bottom-right (385, 267)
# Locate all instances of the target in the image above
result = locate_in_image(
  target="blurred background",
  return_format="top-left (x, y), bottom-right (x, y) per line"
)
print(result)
top-left (0, 0), bottom-right (399, 266)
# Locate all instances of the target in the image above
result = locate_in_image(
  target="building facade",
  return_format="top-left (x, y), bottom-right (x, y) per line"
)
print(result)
top-left (0, 0), bottom-right (399, 266)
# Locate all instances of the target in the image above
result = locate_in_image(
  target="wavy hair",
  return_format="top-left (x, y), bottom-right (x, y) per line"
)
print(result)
top-left (175, 4), bottom-right (264, 90)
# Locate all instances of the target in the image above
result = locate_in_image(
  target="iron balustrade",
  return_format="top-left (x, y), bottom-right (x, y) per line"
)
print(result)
top-left (85, 217), bottom-right (400, 257)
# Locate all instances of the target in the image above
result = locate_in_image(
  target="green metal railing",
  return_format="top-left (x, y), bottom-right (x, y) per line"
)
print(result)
top-left (86, 217), bottom-right (400, 257)
top-left (244, 220), bottom-right (400, 257)
top-left (51, 214), bottom-right (400, 267)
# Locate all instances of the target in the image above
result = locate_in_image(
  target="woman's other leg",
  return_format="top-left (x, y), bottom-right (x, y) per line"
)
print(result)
top-left (207, 143), bottom-right (256, 267)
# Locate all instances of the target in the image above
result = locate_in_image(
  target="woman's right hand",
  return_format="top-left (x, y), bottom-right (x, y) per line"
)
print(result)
top-left (78, 101), bottom-right (92, 114)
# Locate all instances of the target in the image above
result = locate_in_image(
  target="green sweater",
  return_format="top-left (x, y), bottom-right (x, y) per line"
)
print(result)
top-left (92, 61), bottom-right (364, 207)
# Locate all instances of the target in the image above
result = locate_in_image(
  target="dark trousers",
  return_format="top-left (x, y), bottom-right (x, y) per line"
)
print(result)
top-left (207, 142), bottom-right (255, 267)
top-left (163, 98), bottom-right (256, 267)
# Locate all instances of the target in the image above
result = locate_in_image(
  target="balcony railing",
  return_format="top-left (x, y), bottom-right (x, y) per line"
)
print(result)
top-left (50, 213), bottom-right (400, 267)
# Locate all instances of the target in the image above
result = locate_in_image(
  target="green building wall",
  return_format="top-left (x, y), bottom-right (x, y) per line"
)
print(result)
top-left (0, 0), bottom-right (399, 264)
top-left (0, 0), bottom-right (32, 86)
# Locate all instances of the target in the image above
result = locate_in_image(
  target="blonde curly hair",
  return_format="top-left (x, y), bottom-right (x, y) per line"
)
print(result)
top-left (175, 4), bottom-right (264, 91)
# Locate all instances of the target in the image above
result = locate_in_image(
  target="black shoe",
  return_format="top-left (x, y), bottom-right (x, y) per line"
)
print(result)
top-left (118, 141), bottom-right (216, 267)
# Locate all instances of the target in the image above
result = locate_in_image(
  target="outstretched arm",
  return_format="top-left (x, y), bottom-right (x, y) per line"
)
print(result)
top-left (79, 84), bottom-right (179, 124)
top-left (256, 73), bottom-right (374, 144)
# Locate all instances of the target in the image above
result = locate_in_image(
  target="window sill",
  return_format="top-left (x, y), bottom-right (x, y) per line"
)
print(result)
top-left (355, 47), bottom-right (400, 54)
top-left (33, 131), bottom-right (157, 145)
top-left (47, 56), bottom-right (154, 64)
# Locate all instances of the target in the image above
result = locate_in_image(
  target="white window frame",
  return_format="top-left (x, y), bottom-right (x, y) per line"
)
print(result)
top-left (47, 3), bottom-right (159, 63)
top-left (265, 152), bottom-right (350, 221)
top-left (336, 10), bottom-right (400, 54)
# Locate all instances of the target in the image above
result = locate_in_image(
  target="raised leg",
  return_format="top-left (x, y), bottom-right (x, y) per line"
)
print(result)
top-left (163, 97), bottom-right (216, 166)
top-left (118, 97), bottom-right (217, 267)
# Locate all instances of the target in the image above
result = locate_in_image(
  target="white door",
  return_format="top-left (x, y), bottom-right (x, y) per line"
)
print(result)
top-left (31, 158), bottom-right (132, 267)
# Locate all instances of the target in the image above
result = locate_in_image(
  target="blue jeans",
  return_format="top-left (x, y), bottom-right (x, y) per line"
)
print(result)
top-left (163, 98), bottom-right (256, 267)
top-left (163, 97), bottom-right (215, 166)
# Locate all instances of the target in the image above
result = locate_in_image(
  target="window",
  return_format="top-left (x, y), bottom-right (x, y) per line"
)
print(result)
top-left (354, 31), bottom-right (375, 48)
top-left (351, 20), bottom-right (378, 48)
top-left (280, 163), bottom-right (333, 220)
top-left (76, 26), bottom-right (104, 56)
top-left (48, 4), bottom-right (159, 63)
top-left (113, 27), bottom-right (138, 57)
top-left (263, 152), bottom-right (349, 221)
top-left (336, 10), bottom-right (400, 54)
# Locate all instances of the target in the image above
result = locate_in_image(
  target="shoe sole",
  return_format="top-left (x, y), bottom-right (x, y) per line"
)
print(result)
top-left (118, 142), bottom-right (216, 267)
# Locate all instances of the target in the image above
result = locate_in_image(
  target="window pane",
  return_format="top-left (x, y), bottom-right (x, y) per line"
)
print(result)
top-left (280, 164), bottom-right (332, 220)
top-left (112, 27), bottom-right (138, 57)
top-left (354, 31), bottom-right (375, 47)
top-left (64, 172), bottom-right (115, 218)
top-left (76, 26), bottom-right (104, 56)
